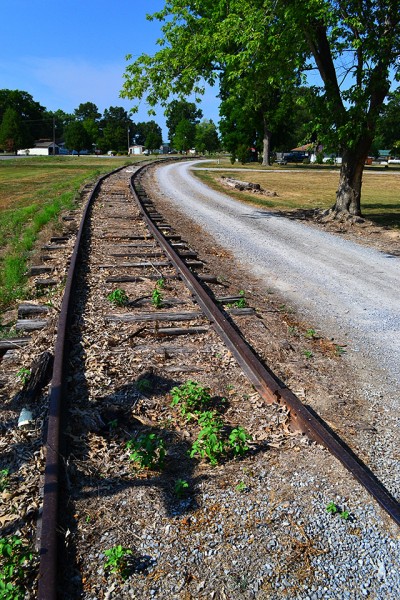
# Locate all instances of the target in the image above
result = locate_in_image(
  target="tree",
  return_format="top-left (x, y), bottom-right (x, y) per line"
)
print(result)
top-left (0, 89), bottom-right (47, 143)
top-left (122, 0), bottom-right (400, 218)
top-left (0, 107), bottom-right (32, 153)
top-left (43, 109), bottom-right (74, 141)
top-left (195, 119), bottom-right (220, 154)
top-left (98, 106), bottom-right (133, 153)
top-left (74, 102), bottom-right (101, 122)
top-left (143, 120), bottom-right (163, 151)
top-left (64, 121), bottom-right (91, 156)
top-left (374, 88), bottom-right (400, 153)
top-left (165, 100), bottom-right (202, 143)
top-left (173, 119), bottom-right (196, 152)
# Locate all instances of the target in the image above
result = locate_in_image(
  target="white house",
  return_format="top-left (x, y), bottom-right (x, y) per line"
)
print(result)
top-left (129, 145), bottom-right (145, 155)
top-left (17, 141), bottom-right (60, 156)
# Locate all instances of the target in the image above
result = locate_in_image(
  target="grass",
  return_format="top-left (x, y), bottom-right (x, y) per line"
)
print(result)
top-left (0, 155), bottom-right (149, 310)
top-left (193, 160), bottom-right (400, 228)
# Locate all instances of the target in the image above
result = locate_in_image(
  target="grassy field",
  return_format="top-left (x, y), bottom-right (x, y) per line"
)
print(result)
top-left (194, 160), bottom-right (400, 227)
top-left (0, 155), bottom-right (149, 312)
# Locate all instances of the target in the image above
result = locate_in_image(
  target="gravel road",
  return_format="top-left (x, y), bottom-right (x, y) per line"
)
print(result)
top-left (156, 161), bottom-right (400, 391)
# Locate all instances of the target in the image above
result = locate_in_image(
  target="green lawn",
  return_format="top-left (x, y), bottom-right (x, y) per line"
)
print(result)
top-left (0, 155), bottom-right (148, 311)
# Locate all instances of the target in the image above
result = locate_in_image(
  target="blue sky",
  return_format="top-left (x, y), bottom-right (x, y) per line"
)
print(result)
top-left (0, 0), bottom-right (220, 138)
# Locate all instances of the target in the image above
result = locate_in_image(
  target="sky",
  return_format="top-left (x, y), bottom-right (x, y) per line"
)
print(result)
top-left (0, 0), bottom-right (220, 139)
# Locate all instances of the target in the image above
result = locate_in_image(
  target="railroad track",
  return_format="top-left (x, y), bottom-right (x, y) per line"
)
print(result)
top-left (2, 162), bottom-right (398, 598)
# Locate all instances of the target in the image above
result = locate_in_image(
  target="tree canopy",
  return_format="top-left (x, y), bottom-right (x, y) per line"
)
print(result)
top-left (0, 89), bottom-right (47, 151)
top-left (165, 99), bottom-right (203, 143)
top-left (122, 0), bottom-right (400, 216)
top-left (64, 121), bottom-right (91, 156)
top-left (195, 119), bottom-right (220, 154)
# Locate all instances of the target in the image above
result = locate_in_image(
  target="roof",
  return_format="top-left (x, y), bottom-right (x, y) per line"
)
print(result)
top-left (34, 141), bottom-right (59, 148)
top-left (291, 143), bottom-right (314, 151)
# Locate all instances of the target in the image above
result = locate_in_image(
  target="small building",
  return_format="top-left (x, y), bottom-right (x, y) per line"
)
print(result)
top-left (17, 140), bottom-right (60, 156)
top-left (160, 143), bottom-right (171, 154)
top-left (129, 145), bottom-right (145, 155)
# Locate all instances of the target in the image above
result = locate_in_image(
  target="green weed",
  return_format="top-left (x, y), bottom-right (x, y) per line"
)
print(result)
top-left (227, 290), bottom-right (247, 309)
top-left (236, 481), bottom-right (247, 492)
top-left (228, 427), bottom-right (252, 457)
top-left (190, 411), bottom-right (225, 466)
top-left (0, 470), bottom-right (10, 492)
top-left (151, 287), bottom-right (163, 308)
top-left (335, 344), bottom-right (346, 356)
top-left (170, 381), bottom-right (211, 419)
top-left (326, 501), bottom-right (338, 515)
top-left (16, 368), bottom-right (31, 386)
top-left (107, 289), bottom-right (128, 306)
top-left (127, 433), bottom-right (165, 470)
top-left (305, 328), bottom-right (317, 339)
top-left (104, 545), bottom-right (133, 579)
top-left (0, 535), bottom-right (33, 599)
top-left (326, 502), bottom-right (350, 520)
top-left (302, 349), bottom-right (313, 359)
top-left (174, 479), bottom-right (189, 498)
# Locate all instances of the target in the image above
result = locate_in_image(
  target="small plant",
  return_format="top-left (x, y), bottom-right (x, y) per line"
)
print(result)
top-left (235, 290), bottom-right (247, 308)
top-left (228, 290), bottom-right (247, 309)
top-left (227, 427), bottom-right (252, 457)
top-left (104, 545), bottom-right (133, 579)
top-left (156, 278), bottom-right (165, 289)
top-left (0, 535), bottom-right (33, 598)
top-left (127, 433), bottom-right (165, 470)
top-left (136, 378), bottom-right (153, 394)
top-left (302, 349), bottom-right (313, 359)
top-left (190, 411), bottom-right (225, 466)
top-left (305, 328), bottom-right (317, 339)
top-left (151, 286), bottom-right (163, 308)
top-left (288, 325), bottom-right (299, 337)
top-left (335, 344), bottom-right (346, 356)
top-left (0, 469), bottom-right (10, 492)
top-left (236, 481), bottom-right (247, 492)
top-left (16, 368), bottom-right (31, 386)
top-left (174, 479), bottom-right (189, 498)
top-left (107, 288), bottom-right (128, 306)
top-left (170, 381), bottom-right (211, 418)
top-left (326, 501), bottom-right (338, 515)
top-left (326, 502), bottom-right (350, 520)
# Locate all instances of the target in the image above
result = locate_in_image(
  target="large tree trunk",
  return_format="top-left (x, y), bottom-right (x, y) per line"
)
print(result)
top-left (262, 116), bottom-right (271, 166)
top-left (332, 136), bottom-right (372, 218)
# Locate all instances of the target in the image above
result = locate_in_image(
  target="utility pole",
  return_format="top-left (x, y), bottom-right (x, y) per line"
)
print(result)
top-left (127, 126), bottom-right (130, 155)
top-left (52, 116), bottom-right (56, 156)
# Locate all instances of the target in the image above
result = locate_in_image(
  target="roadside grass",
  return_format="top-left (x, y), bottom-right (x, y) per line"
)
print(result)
top-left (0, 156), bottom-right (147, 310)
top-left (194, 161), bottom-right (400, 228)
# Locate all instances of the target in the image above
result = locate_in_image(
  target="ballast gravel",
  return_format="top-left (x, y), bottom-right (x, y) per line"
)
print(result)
top-left (83, 445), bottom-right (400, 599)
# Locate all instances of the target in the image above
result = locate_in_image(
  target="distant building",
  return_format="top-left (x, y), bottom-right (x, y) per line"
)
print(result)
top-left (17, 140), bottom-right (60, 156)
top-left (129, 145), bottom-right (145, 155)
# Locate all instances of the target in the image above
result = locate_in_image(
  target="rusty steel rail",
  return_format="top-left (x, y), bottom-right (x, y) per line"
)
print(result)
top-left (130, 164), bottom-right (400, 528)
